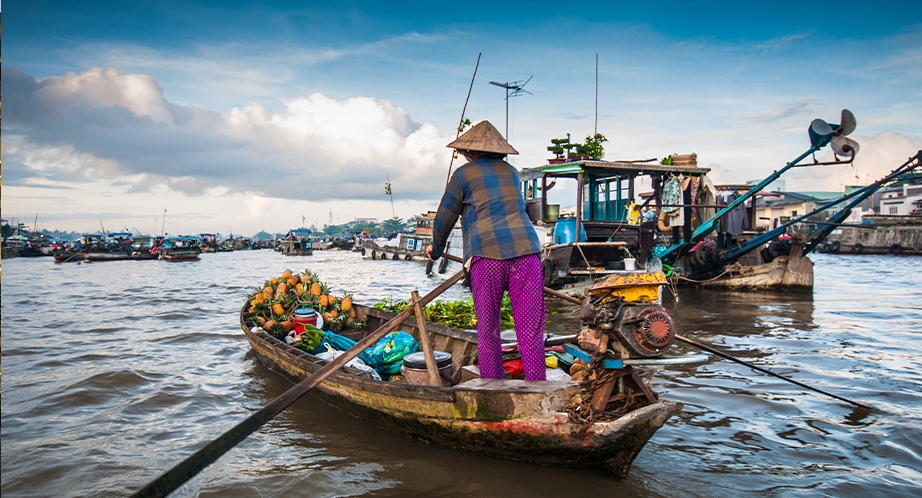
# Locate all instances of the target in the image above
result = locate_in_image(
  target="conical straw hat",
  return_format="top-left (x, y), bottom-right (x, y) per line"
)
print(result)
top-left (446, 120), bottom-right (518, 155)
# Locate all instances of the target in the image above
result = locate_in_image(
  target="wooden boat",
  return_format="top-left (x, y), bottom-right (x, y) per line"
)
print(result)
top-left (84, 231), bottom-right (135, 261)
top-left (85, 251), bottom-right (133, 261)
top-left (357, 212), bottom-right (436, 261)
top-left (53, 250), bottom-right (86, 262)
top-left (520, 158), bottom-right (711, 288)
top-left (240, 302), bottom-right (682, 477)
top-left (281, 228), bottom-right (313, 256)
top-left (198, 233), bottom-right (219, 253)
top-left (816, 214), bottom-right (922, 256)
top-left (519, 112), bottom-right (878, 290)
top-left (674, 234), bottom-right (813, 288)
top-left (160, 236), bottom-right (201, 261)
top-left (130, 236), bottom-right (162, 260)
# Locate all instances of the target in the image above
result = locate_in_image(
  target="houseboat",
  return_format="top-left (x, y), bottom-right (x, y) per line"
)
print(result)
top-left (281, 228), bottom-right (313, 256)
top-left (357, 212), bottom-right (435, 261)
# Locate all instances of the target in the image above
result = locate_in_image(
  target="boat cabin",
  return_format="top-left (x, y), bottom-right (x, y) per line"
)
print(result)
top-left (282, 228), bottom-right (313, 256)
top-left (519, 159), bottom-right (710, 286)
top-left (414, 211), bottom-right (436, 237)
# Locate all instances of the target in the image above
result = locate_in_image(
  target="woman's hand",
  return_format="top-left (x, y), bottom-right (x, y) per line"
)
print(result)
top-left (426, 245), bottom-right (436, 261)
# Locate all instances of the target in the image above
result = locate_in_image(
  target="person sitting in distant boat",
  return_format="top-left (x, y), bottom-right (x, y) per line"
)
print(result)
top-left (427, 120), bottom-right (546, 381)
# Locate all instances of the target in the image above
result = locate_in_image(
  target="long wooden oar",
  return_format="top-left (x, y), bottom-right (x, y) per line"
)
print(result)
top-left (131, 268), bottom-right (467, 498)
top-left (673, 335), bottom-right (873, 410)
top-left (437, 254), bottom-right (873, 411)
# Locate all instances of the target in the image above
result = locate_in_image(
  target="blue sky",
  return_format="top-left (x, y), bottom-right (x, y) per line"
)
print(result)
top-left (3, 1), bottom-right (921, 234)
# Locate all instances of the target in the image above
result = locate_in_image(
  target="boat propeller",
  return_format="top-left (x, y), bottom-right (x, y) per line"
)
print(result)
top-left (809, 109), bottom-right (860, 158)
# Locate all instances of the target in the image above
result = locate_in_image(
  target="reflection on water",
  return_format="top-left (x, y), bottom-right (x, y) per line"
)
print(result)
top-left (1, 251), bottom-right (921, 496)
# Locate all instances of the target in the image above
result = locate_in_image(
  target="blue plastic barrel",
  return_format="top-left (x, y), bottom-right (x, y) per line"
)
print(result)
top-left (553, 218), bottom-right (587, 245)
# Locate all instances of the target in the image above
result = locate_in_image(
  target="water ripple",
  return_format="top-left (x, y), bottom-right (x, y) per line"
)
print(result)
top-left (3, 250), bottom-right (922, 496)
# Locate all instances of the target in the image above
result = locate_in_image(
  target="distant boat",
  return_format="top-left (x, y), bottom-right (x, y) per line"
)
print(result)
top-left (356, 212), bottom-right (435, 262)
top-left (281, 228), bottom-right (313, 256)
top-left (131, 236), bottom-right (162, 260)
top-left (85, 232), bottom-right (134, 262)
top-left (160, 236), bottom-right (201, 261)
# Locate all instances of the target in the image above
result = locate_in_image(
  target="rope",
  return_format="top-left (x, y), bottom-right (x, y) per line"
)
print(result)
top-left (673, 262), bottom-right (743, 284)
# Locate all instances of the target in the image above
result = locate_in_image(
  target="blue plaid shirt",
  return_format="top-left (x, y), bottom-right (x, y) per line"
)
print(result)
top-left (430, 157), bottom-right (541, 261)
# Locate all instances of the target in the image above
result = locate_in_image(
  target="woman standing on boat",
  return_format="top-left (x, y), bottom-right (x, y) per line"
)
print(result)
top-left (427, 120), bottom-right (546, 381)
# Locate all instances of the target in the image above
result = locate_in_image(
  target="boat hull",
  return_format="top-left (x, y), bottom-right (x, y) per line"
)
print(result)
top-left (684, 254), bottom-right (814, 288)
top-left (161, 252), bottom-right (200, 261)
top-left (85, 252), bottom-right (133, 261)
top-left (53, 251), bottom-right (86, 262)
top-left (358, 234), bottom-right (432, 260)
top-left (241, 304), bottom-right (680, 477)
top-left (677, 236), bottom-right (814, 289)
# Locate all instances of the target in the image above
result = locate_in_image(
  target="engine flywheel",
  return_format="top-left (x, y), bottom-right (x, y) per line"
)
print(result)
top-left (635, 309), bottom-right (675, 351)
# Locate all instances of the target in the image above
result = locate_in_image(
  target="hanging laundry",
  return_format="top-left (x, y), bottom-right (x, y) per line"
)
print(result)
top-left (695, 176), bottom-right (717, 228)
top-left (724, 191), bottom-right (749, 236)
top-left (662, 176), bottom-right (681, 213)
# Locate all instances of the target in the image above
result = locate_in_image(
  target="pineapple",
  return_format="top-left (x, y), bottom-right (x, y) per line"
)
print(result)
top-left (341, 295), bottom-right (353, 313)
top-left (281, 269), bottom-right (292, 279)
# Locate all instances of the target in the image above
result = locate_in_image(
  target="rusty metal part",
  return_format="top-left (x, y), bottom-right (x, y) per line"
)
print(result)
top-left (634, 308), bottom-right (675, 351)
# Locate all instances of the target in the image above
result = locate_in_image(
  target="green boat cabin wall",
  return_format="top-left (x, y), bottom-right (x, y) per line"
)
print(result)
top-left (521, 173), bottom-right (635, 223)
top-left (582, 175), bottom-right (634, 222)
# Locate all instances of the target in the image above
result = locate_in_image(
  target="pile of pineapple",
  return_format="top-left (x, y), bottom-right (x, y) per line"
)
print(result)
top-left (246, 268), bottom-right (363, 338)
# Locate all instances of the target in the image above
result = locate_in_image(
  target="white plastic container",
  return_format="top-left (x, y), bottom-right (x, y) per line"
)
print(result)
top-left (623, 258), bottom-right (636, 271)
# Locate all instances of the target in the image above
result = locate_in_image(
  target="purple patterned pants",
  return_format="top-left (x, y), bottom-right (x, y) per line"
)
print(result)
top-left (469, 254), bottom-right (546, 381)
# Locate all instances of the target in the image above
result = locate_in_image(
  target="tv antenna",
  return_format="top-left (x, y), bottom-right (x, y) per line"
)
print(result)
top-left (385, 174), bottom-right (396, 219)
top-left (490, 76), bottom-right (533, 140)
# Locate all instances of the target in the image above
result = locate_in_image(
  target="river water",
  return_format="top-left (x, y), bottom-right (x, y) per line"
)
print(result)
top-left (1, 250), bottom-right (920, 497)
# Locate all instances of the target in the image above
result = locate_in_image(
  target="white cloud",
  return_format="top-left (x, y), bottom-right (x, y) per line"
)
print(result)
top-left (34, 66), bottom-right (174, 123)
top-left (4, 66), bottom-right (453, 203)
top-left (2, 65), bottom-right (457, 234)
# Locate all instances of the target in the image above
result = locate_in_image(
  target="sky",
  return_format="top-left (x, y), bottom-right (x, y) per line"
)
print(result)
top-left (3, 1), bottom-right (921, 236)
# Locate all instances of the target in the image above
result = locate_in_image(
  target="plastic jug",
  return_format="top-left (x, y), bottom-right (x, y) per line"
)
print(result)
top-left (553, 218), bottom-right (587, 245)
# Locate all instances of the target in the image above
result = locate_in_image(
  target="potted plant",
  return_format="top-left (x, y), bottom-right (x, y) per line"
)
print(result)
top-left (547, 133), bottom-right (607, 163)
top-left (547, 136), bottom-right (570, 164)
top-left (579, 133), bottom-right (607, 160)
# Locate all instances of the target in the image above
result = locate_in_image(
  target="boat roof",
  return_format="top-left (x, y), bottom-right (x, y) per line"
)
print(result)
top-left (108, 231), bottom-right (133, 237)
top-left (520, 160), bottom-right (710, 182)
top-left (290, 228), bottom-right (312, 234)
top-left (166, 236), bottom-right (198, 241)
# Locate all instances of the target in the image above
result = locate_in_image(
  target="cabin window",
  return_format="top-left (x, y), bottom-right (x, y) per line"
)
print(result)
top-left (890, 207), bottom-right (898, 214)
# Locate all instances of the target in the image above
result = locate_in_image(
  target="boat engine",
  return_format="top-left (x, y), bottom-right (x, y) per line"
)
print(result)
top-left (578, 272), bottom-right (675, 358)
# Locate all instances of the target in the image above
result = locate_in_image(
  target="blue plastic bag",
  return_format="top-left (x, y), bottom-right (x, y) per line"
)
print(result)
top-left (320, 331), bottom-right (372, 365)
top-left (363, 331), bottom-right (419, 376)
